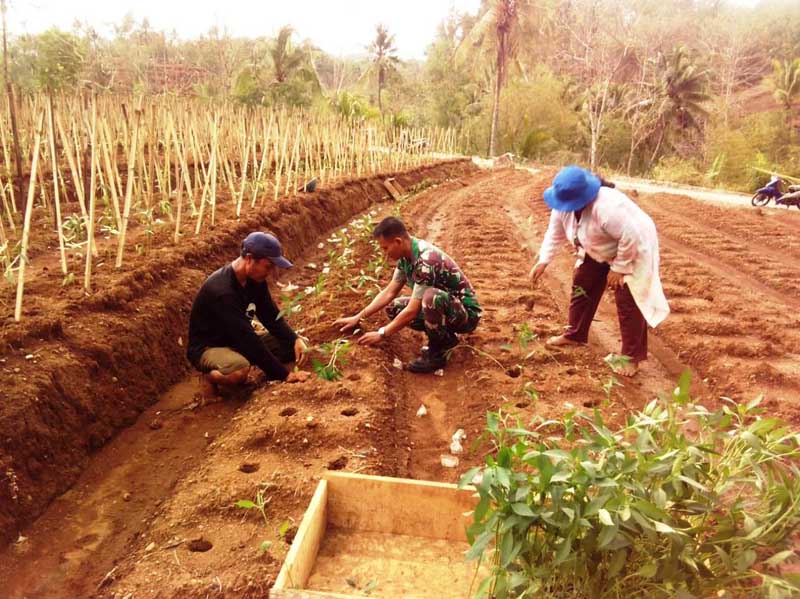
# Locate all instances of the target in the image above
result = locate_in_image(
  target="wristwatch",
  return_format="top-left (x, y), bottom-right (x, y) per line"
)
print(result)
top-left (378, 326), bottom-right (386, 338)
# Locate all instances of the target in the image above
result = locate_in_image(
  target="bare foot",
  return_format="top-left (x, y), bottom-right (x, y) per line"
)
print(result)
top-left (546, 335), bottom-right (583, 348)
top-left (610, 361), bottom-right (639, 377)
top-left (199, 372), bottom-right (220, 400)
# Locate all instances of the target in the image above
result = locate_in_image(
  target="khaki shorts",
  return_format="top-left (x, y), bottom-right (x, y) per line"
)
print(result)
top-left (197, 347), bottom-right (250, 375)
top-left (196, 335), bottom-right (295, 375)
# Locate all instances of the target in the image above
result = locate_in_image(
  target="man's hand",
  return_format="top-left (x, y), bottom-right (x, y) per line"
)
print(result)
top-left (285, 370), bottom-right (311, 383)
top-left (294, 338), bottom-right (308, 366)
top-left (334, 314), bottom-right (361, 334)
top-left (607, 271), bottom-right (625, 290)
top-left (529, 262), bottom-right (548, 287)
top-left (357, 331), bottom-right (383, 346)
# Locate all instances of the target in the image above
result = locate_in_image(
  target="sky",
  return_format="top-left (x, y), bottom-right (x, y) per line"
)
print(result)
top-left (5, 0), bottom-right (483, 60)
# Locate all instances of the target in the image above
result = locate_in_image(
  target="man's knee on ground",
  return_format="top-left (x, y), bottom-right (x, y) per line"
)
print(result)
top-left (198, 347), bottom-right (250, 376)
top-left (207, 366), bottom-right (250, 386)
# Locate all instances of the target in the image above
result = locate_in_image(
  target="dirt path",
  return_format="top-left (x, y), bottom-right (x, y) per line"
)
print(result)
top-left (1, 166), bottom-right (798, 598)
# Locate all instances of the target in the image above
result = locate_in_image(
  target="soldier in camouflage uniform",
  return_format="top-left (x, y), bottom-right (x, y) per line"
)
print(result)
top-left (335, 217), bottom-right (481, 373)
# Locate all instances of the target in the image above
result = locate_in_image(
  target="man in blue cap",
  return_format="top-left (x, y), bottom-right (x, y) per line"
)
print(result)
top-left (530, 166), bottom-right (669, 376)
top-left (188, 232), bottom-right (310, 400)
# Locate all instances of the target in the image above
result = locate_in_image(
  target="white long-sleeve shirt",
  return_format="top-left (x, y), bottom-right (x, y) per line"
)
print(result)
top-left (537, 186), bottom-right (670, 328)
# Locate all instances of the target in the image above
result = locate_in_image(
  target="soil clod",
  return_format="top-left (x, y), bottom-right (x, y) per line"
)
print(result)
top-left (327, 456), bottom-right (348, 470)
top-left (187, 538), bottom-right (213, 552)
top-left (341, 407), bottom-right (358, 417)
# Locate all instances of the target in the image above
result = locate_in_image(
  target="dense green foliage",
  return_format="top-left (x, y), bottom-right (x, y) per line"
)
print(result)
top-left (459, 373), bottom-right (800, 598)
top-left (2, 0), bottom-right (800, 189)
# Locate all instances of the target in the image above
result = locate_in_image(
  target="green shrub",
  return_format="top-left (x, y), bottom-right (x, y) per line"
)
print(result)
top-left (651, 157), bottom-right (705, 186)
top-left (460, 373), bottom-right (800, 599)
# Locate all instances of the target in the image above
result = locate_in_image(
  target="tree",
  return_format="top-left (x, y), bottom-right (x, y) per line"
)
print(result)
top-left (367, 24), bottom-right (399, 114)
top-left (33, 29), bottom-right (86, 92)
top-left (649, 45), bottom-right (710, 166)
top-left (458, 0), bottom-right (530, 156)
top-left (269, 26), bottom-right (306, 84)
top-left (770, 58), bottom-right (800, 112)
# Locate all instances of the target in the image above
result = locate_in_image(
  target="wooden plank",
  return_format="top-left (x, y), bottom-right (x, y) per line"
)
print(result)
top-left (273, 479), bottom-right (328, 593)
top-left (383, 178), bottom-right (402, 201)
top-left (271, 589), bottom-right (385, 599)
top-left (323, 472), bottom-right (476, 542)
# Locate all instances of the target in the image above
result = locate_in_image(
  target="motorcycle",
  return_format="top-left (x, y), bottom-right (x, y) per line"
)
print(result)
top-left (775, 185), bottom-right (800, 210)
top-left (751, 176), bottom-right (784, 206)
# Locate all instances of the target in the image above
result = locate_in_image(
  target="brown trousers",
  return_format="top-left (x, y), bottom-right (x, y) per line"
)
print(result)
top-left (564, 254), bottom-right (648, 363)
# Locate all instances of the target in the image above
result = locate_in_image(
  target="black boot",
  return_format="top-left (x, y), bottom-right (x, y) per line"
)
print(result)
top-left (407, 333), bottom-right (458, 374)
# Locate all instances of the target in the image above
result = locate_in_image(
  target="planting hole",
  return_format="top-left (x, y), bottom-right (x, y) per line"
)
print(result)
top-left (283, 525), bottom-right (298, 545)
top-left (327, 456), bottom-right (348, 470)
top-left (341, 407), bottom-right (358, 417)
top-left (506, 365), bottom-right (523, 378)
top-left (280, 407), bottom-right (297, 417)
top-left (238, 462), bottom-right (259, 474)
top-left (188, 538), bottom-right (213, 552)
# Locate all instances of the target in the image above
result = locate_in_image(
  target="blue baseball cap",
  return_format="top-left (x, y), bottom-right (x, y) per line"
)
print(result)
top-left (242, 232), bottom-right (293, 269)
top-left (543, 166), bottom-right (601, 212)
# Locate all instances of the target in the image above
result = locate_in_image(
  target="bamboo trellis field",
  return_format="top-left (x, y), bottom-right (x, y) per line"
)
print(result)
top-left (0, 93), bottom-right (464, 321)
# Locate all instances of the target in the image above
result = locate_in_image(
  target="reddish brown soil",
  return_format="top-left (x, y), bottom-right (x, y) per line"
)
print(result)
top-left (0, 159), bottom-right (476, 549)
top-left (1, 165), bottom-right (798, 598)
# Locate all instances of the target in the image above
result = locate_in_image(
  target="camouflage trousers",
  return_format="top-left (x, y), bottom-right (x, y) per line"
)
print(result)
top-left (386, 288), bottom-right (479, 347)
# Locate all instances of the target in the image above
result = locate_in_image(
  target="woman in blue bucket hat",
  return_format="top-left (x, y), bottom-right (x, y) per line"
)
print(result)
top-left (529, 166), bottom-right (669, 377)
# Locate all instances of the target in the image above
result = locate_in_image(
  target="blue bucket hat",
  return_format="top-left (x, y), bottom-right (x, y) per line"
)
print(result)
top-left (242, 232), bottom-right (293, 269)
top-left (543, 166), bottom-right (601, 212)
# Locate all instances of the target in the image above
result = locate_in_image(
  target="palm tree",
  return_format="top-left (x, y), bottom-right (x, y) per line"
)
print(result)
top-left (458, 0), bottom-right (530, 157)
top-left (269, 26), bottom-right (307, 84)
top-left (770, 58), bottom-right (800, 112)
top-left (649, 45), bottom-right (710, 166)
top-left (367, 24), bottom-right (399, 114)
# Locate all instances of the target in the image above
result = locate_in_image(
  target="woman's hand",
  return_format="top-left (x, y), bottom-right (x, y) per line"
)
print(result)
top-left (607, 271), bottom-right (625, 290)
top-left (529, 263), bottom-right (548, 287)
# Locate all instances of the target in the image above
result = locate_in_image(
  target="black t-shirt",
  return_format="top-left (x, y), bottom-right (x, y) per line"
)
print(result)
top-left (187, 264), bottom-right (297, 380)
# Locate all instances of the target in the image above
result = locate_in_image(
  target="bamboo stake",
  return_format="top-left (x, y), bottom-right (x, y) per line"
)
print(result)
top-left (84, 98), bottom-right (98, 291)
top-left (0, 172), bottom-right (15, 232)
top-left (115, 101), bottom-right (141, 269)
top-left (47, 96), bottom-right (67, 274)
top-left (99, 120), bottom-right (122, 229)
top-left (55, 112), bottom-right (88, 219)
top-left (14, 111), bottom-right (44, 322)
top-left (0, 114), bottom-right (16, 213)
top-left (173, 168), bottom-right (184, 244)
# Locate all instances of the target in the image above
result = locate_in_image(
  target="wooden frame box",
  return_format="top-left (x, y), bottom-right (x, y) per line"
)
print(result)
top-left (270, 472), bottom-right (480, 599)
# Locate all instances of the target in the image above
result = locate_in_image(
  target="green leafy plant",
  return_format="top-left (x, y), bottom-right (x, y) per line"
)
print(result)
top-left (600, 376), bottom-right (622, 406)
top-left (522, 382), bottom-right (539, 404)
top-left (312, 339), bottom-right (351, 381)
top-left (517, 323), bottom-right (538, 351)
top-left (278, 290), bottom-right (305, 319)
top-left (459, 371), bottom-right (800, 599)
top-left (236, 486), bottom-right (273, 555)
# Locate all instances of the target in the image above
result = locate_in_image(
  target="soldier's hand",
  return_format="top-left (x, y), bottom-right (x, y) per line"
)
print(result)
top-left (334, 314), bottom-right (361, 333)
top-left (357, 331), bottom-right (383, 346)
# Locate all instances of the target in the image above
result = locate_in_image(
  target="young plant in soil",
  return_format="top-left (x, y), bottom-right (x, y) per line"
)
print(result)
top-left (312, 338), bottom-right (351, 381)
top-left (460, 371), bottom-right (800, 599)
top-left (235, 485), bottom-right (273, 555)
top-left (600, 376), bottom-right (623, 406)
